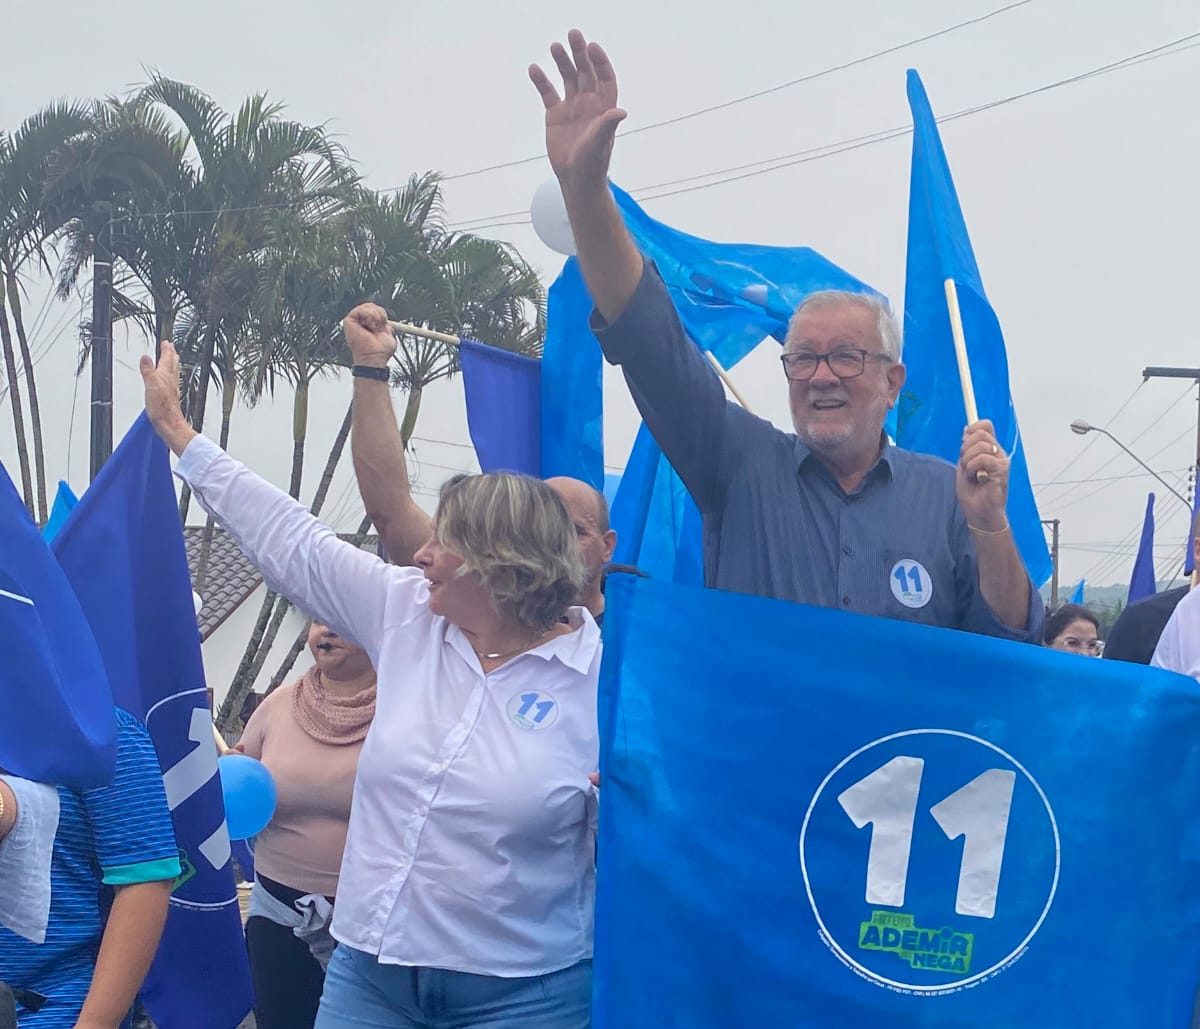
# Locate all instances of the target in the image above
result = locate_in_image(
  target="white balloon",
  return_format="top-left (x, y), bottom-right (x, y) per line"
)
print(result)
top-left (192, 590), bottom-right (204, 615)
top-left (530, 178), bottom-right (577, 256)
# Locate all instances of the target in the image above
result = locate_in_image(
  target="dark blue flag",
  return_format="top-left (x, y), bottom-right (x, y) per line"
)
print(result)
top-left (0, 464), bottom-right (114, 787)
top-left (1128, 492), bottom-right (1157, 603)
top-left (51, 415), bottom-right (253, 1029)
top-left (902, 70), bottom-right (1052, 586)
top-left (596, 574), bottom-right (1200, 1027)
top-left (1184, 494), bottom-right (1197, 577)
top-left (459, 337), bottom-right (542, 475)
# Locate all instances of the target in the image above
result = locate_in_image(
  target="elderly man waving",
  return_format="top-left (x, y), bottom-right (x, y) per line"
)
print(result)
top-left (528, 30), bottom-right (1041, 641)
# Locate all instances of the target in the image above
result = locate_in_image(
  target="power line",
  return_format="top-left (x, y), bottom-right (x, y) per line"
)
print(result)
top-left (439, 0), bottom-right (1036, 185)
top-left (456, 32), bottom-right (1200, 232)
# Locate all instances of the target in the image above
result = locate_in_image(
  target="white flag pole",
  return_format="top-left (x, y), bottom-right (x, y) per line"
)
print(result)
top-left (944, 278), bottom-right (988, 483)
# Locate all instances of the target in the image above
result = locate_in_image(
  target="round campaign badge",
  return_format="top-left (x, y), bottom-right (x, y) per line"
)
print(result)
top-left (798, 730), bottom-right (1059, 995)
top-left (506, 690), bottom-right (559, 731)
top-left (890, 559), bottom-right (933, 609)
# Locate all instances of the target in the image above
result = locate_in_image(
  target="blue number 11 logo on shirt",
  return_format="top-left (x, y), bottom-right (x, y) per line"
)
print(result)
top-left (890, 559), bottom-right (933, 609)
top-left (507, 690), bottom-right (559, 731)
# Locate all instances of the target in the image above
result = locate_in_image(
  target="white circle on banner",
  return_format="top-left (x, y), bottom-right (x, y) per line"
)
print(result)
top-left (506, 690), bottom-right (559, 731)
top-left (798, 729), bottom-right (1061, 995)
top-left (890, 559), bottom-right (933, 608)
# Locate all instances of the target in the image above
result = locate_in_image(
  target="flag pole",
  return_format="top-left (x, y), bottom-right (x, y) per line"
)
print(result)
top-left (944, 278), bottom-right (988, 483)
top-left (705, 352), bottom-right (752, 411)
top-left (388, 320), bottom-right (461, 347)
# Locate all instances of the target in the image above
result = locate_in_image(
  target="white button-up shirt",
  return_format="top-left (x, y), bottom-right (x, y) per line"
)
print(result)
top-left (0, 776), bottom-right (60, 943)
top-left (177, 436), bottom-right (601, 977)
top-left (1152, 584), bottom-right (1200, 683)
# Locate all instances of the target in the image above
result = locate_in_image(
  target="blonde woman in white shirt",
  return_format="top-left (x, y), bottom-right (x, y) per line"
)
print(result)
top-left (142, 344), bottom-right (601, 1029)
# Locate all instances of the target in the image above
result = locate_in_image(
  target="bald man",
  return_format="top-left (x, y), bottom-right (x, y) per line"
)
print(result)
top-left (342, 305), bottom-right (618, 621)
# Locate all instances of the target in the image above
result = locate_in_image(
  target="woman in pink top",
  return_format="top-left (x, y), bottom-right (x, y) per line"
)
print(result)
top-left (239, 620), bottom-right (377, 1029)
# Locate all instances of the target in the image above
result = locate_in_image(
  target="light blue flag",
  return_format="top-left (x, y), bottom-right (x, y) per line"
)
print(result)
top-left (902, 70), bottom-right (1052, 586)
top-left (52, 415), bottom-right (253, 1028)
top-left (1128, 492), bottom-right (1157, 603)
top-left (1068, 579), bottom-right (1086, 604)
top-left (546, 183), bottom-right (874, 580)
top-left (41, 479), bottom-right (79, 542)
top-left (597, 574), bottom-right (1200, 1027)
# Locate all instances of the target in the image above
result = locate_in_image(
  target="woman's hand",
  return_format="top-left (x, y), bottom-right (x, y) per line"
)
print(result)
top-left (139, 342), bottom-right (197, 457)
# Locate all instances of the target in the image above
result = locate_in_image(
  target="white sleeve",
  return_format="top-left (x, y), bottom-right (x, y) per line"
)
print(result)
top-left (0, 777), bottom-right (60, 943)
top-left (175, 435), bottom-right (426, 660)
top-left (1152, 588), bottom-right (1200, 681)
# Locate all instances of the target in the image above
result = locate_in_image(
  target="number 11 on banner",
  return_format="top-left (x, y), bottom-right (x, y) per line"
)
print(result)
top-left (837, 756), bottom-right (1016, 919)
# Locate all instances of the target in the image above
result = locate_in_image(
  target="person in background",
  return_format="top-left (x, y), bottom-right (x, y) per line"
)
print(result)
top-left (143, 339), bottom-right (600, 1029)
top-left (1106, 510), bottom-right (1200, 665)
top-left (238, 620), bottom-right (377, 1029)
top-left (1043, 604), bottom-right (1103, 657)
top-left (1151, 580), bottom-right (1200, 683)
top-left (526, 29), bottom-right (1042, 643)
top-left (0, 709), bottom-right (179, 1028)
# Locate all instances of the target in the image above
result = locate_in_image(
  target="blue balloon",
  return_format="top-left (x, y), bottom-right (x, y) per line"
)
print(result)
top-left (218, 754), bottom-right (277, 841)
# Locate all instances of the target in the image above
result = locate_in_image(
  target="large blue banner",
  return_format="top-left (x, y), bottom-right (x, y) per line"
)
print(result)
top-left (52, 415), bottom-right (253, 1029)
top-left (597, 575), bottom-right (1200, 1027)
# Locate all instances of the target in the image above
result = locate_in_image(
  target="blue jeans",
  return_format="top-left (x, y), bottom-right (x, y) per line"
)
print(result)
top-left (314, 946), bottom-right (591, 1029)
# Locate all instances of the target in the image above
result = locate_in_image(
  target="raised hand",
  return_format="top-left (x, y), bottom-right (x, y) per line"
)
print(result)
top-left (342, 303), bottom-right (397, 368)
top-left (529, 29), bottom-right (626, 193)
top-left (139, 342), bottom-right (197, 456)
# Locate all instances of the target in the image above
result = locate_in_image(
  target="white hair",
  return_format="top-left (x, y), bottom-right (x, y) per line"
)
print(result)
top-left (785, 290), bottom-right (903, 362)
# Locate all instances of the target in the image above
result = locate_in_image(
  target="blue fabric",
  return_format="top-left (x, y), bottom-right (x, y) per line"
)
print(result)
top-left (595, 574), bottom-right (1200, 1028)
top-left (566, 183), bottom-right (873, 582)
top-left (41, 480), bottom-right (78, 543)
top-left (901, 70), bottom-right (1052, 587)
top-left (0, 709), bottom-right (179, 1028)
top-left (1068, 579), bottom-right (1086, 604)
top-left (1128, 492), bottom-right (1158, 603)
top-left (50, 414), bottom-right (253, 1029)
top-left (459, 337), bottom-right (542, 476)
top-left (0, 464), bottom-right (114, 789)
top-left (542, 260), bottom-right (603, 485)
top-left (315, 946), bottom-right (592, 1029)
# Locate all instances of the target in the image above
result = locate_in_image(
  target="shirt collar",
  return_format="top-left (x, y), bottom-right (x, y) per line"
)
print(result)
top-left (446, 607), bottom-right (601, 676)
top-left (793, 433), bottom-right (897, 485)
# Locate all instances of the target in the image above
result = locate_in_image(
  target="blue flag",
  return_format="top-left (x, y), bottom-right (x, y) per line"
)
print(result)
top-left (0, 464), bottom-right (114, 788)
top-left (545, 183), bottom-right (874, 581)
top-left (1068, 579), bottom-right (1086, 604)
top-left (1128, 492), bottom-right (1157, 603)
top-left (597, 574), bottom-right (1200, 1027)
top-left (901, 70), bottom-right (1052, 587)
top-left (41, 478), bottom-right (79, 542)
top-left (51, 415), bottom-right (253, 1029)
top-left (459, 337), bottom-right (542, 475)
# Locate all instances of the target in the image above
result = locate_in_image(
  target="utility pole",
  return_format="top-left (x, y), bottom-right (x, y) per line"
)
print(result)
top-left (89, 210), bottom-right (113, 481)
top-left (1142, 366), bottom-right (1200, 588)
top-left (1041, 518), bottom-right (1060, 606)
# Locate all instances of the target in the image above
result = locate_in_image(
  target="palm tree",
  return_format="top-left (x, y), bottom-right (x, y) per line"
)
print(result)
top-left (0, 101), bottom-right (94, 517)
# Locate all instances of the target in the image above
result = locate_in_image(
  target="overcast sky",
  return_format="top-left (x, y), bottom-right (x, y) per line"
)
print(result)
top-left (3, 0), bottom-right (1199, 589)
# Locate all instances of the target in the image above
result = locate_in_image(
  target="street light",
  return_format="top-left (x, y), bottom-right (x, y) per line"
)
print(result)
top-left (1068, 419), bottom-right (1192, 509)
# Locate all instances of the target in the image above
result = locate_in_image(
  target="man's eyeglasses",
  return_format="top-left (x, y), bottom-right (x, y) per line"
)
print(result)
top-left (780, 349), bottom-right (892, 382)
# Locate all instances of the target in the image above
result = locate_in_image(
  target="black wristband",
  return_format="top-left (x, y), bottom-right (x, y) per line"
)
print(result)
top-left (351, 365), bottom-right (390, 382)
